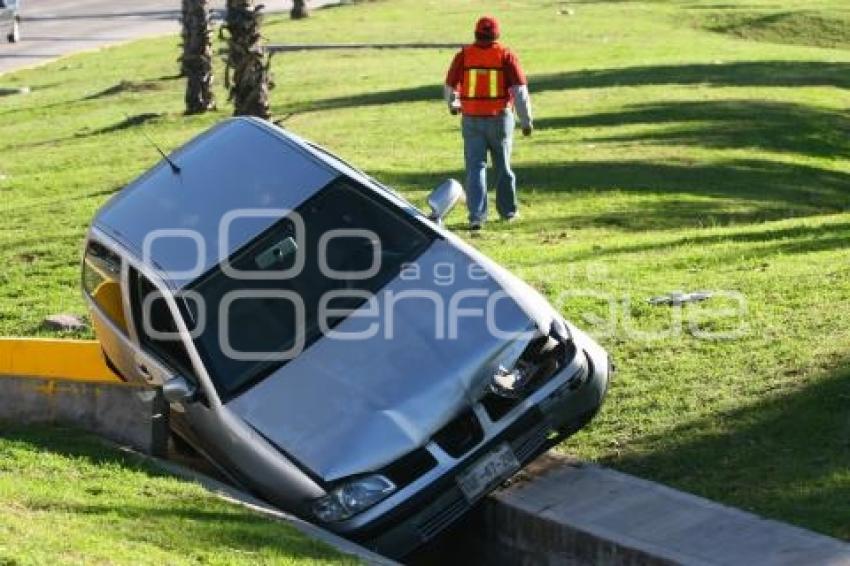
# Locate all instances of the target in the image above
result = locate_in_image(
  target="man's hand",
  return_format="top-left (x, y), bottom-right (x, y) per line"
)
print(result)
top-left (450, 106), bottom-right (460, 116)
top-left (522, 125), bottom-right (533, 137)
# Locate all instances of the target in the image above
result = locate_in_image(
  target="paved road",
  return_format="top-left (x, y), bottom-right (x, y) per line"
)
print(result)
top-left (0, 0), bottom-right (330, 76)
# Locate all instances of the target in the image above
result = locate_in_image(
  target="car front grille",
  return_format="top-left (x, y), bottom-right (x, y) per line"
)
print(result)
top-left (415, 487), bottom-right (470, 541)
top-left (381, 447), bottom-right (438, 489)
top-left (365, 407), bottom-right (551, 552)
top-left (480, 389), bottom-right (521, 421)
top-left (433, 408), bottom-right (484, 458)
top-left (511, 415), bottom-right (550, 463)
top-left (415, 409), bottom-right (549, 541)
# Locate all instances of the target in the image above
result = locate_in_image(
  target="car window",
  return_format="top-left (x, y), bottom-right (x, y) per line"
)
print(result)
top-left (187, 176), bottom-right (436, 401)
top-left (129, 268), bottom-right (197, 381)
top-left (307, 141), bottom-right (418, 212)
top-left (83, 240), bottom-right (129, 335)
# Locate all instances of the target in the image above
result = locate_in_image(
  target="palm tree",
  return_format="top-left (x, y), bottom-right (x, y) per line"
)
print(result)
top-left (223, 0), bottom-right (271, 120)
top-left (181, 0), bottom-right (216, 114)
top-left (291, 0), bottom-right (309, 19)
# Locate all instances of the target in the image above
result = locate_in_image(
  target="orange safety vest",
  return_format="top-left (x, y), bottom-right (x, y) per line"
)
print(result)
top-left (459, 43), bottom-right (510, 117)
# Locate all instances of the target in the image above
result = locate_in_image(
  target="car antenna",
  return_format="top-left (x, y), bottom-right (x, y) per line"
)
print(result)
top-left (127, 113), bottom-right (182, 175)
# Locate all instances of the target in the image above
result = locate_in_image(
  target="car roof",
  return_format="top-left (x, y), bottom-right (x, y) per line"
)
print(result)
top-left (94, 118), bottom-right (338, 289)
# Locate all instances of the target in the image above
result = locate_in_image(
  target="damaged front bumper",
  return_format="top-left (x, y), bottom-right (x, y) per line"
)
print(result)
top-left (325, 331), bottom-right (612, 559)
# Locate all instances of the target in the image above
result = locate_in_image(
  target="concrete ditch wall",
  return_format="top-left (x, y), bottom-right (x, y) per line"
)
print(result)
top-left (4, 338), bottom-right (849, 565)
top-left (439, 455), bottom-right (850, 566)
top-left (0, 338), bottom-right (167, 454)
top-left (0, 374), bottom-right (168, 456)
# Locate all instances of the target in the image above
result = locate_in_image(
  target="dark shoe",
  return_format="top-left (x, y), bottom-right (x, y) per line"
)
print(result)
top-left (469, 221), bottom-right (484, 231)
top-left (502, 212), bottom-right (520, 223)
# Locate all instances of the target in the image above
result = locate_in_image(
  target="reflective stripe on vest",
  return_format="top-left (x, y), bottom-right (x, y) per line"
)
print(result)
top-left (459, 43), bottom-right (510, 116)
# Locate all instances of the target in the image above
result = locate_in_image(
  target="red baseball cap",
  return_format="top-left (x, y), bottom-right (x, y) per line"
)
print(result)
top-left (475, 16), bottom-right (500, 40)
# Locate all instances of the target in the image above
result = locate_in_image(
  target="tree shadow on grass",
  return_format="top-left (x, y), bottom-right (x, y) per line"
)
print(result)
top-left (510, 219), bottom-right (850, 268)
top-left (282, 61), bottom-right (850, 114)
top-left (28, 501), bottom-right (342, 561)
top-left (0, 425), bottom-right (167, 474)
top-left (597, 220), bottom-right (848, 258)
top-left (0, 425), bottom-right (345, 561)
top-left (280, 83), bottom-right (439, 114)
top-left (0, 113), bottom-right (165, 152)
top-left (534, 60), bottom-right (850, 91)
top-left (83, 80), bottom-right (166, 100)
top-left (537, 100), bottom-right (850, 159)
top-left (377, 158), bottom-right (850, 231)
top-left (600, 362), bottom-right (850, 540)
top-left (0, 187), bottom-right (120, 226)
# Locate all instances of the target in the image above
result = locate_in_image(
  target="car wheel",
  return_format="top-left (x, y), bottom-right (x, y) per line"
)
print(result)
top-left (8, 20), bottom-right (20, 43)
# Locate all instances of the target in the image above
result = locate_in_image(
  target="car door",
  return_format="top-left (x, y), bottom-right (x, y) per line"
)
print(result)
top-left (125, 267), bottom-right (242, 478)
top-left (0, 1), bottom-right (17, 30)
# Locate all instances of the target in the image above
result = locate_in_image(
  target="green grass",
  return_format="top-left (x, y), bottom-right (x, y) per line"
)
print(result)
top-left (0, 426), bottom-right (351, 565)
top-left (1, 0), bottom-right (849, 541)
top-left (698, 9), bottom-right (850, 50)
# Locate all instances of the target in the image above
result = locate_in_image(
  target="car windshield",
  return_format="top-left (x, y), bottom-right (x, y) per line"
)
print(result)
top-left (185, 177), bottom-right (435, 401)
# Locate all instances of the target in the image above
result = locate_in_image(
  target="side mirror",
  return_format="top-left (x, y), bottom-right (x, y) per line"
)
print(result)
top-left (162, 375), bottom-right (197, 404)
top-left (427, 179), bottom-right (464, 224)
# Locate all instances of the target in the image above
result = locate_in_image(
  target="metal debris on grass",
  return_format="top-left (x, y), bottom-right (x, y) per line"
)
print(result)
top-left (648, 291), bottom-right (714, 306)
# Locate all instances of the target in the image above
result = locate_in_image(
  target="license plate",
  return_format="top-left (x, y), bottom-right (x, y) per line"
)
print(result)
top-left (456, 443), bottom-right (520, 501)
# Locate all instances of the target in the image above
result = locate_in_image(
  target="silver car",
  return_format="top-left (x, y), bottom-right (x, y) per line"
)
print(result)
top-left (83, 118), bottom-right (611, 558)
top-left (0, 0), bottom-right (20, 43)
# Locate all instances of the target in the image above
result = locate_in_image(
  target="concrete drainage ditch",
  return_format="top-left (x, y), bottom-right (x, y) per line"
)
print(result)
top-left (2, 339), bottom-right (850, 565)
top-left (169, 441), bottom-right (850, 566)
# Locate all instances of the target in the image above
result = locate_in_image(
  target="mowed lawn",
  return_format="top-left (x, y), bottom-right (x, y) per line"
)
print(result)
top-left (0, 426), bottom-right (351, 564)
top-left (0, 0), bottom-right (849, 540)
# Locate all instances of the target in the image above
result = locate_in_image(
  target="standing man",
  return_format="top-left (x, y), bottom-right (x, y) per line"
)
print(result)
top-left (444, 15), bottom-right (533, 230)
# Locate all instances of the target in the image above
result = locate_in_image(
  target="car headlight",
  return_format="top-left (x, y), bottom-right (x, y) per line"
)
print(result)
top-left (491, 364), bottom-right (534, 398)
top-left (491, 320), bottom-right (573, 399)
top-left (312, 475), bottom-right (396, 523)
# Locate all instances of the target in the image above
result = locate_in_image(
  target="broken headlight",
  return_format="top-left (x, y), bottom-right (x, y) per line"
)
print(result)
top-left (312, 475), bottom-right (396, 523)
top-left (491, 321), bottom-right (571, 399)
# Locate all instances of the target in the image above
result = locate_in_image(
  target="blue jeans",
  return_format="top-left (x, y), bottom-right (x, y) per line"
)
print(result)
top-left (462, 110), bottom-right (517, 223)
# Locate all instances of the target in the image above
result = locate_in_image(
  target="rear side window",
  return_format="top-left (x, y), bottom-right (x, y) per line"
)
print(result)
top-left (83, 240), bottom-right (128, 334)
top-left (129, 268), bottom-right (197, 381)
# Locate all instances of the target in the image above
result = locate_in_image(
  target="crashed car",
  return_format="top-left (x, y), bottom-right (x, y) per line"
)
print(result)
top-left (83, 117), bottom-right (611, 558)
top-left (0, 0), bottom-right (20, 43)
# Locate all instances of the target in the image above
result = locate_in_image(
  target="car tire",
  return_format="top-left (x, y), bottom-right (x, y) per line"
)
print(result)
top-left (8, 19), bottom-right (20, 43)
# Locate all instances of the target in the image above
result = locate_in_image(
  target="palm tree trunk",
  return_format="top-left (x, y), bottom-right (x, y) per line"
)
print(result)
top-left (181, 0), bottom-right (216, 114)
top-left (224, 0), bottom-right (272, 120)
top-left (290, 0), bottom-right (309, 19)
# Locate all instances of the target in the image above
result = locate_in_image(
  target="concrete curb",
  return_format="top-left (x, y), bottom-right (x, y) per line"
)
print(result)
top-left (0, 374), bottom-right (167, 456)
top-left (462, 454), bottom-right (850, 566)
top-left (138, 451), bottom-right (398, 565)
top-left (0, 338), bottom-right (119, 382)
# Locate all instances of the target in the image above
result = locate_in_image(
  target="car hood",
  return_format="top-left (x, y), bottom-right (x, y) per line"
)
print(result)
top-left (227, 237), bottom-right (557, 482)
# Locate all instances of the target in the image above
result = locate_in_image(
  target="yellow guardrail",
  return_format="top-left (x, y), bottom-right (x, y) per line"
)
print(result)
top-left (0, 338), bottom-right (120, 383)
